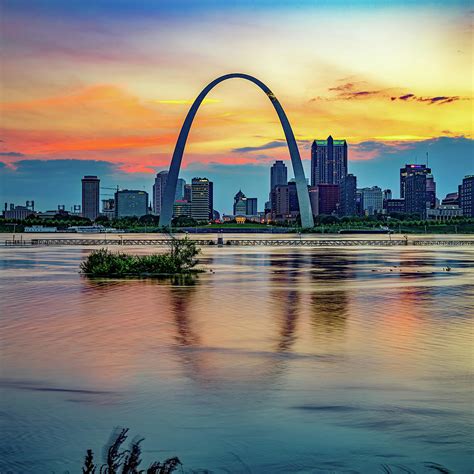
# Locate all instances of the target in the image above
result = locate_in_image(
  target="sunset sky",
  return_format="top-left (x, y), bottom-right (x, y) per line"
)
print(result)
top-left (1, 0), bottom-right (472, 212)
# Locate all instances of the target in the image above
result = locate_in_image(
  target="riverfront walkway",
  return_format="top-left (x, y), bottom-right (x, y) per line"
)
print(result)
top-left (4, 237), bottom-right (474, 247)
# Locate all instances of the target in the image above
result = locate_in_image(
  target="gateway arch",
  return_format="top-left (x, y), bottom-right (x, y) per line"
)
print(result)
top-left (160, 73), bottom-right (314, 229)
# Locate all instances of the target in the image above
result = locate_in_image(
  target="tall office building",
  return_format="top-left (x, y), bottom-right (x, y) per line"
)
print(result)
top-left (317, 184), bottom-right (339, 215)
top-left (339, 174), bottom-right (357, 217)
top-left (460, 175), bottom-right (474, 217)
top-left (115, 190), bottom-right (148, 218)
top-left (270, 184), bottom-right (297, 220)
top-left (426, 174), bottom-right (437, 209)
top-left (271, 185), bottom-right (289, 219)
top-left (311, 136), bottom-right (348, 186)
top-left (360, 186), bottom-right (383, 215)
top-left (191, 177), bottom-right (211, 221)
top-left (246, 198), bottom-right (258, 216)
top-left (184, 184), bottom-right (192, 203)
top-left (405, 173), bottom-right (427, 218)
top-left (269, 161), bottom-right (288, 212)
top-left (208, 181), bottom-right (214, 220)
top-left (81, 175), bottom-right (100, 221)
top-left (270, 161), bottom-right (288, 190)
top-left (400, 164), bottom-right (431, 198)
top-left (175, 178), bottom-right (186, 201)
top-left (152, 171), bottom-right (168, 215)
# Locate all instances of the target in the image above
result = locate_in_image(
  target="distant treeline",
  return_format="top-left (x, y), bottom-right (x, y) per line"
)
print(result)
top-left (1, 214), bottom-right (473, 234)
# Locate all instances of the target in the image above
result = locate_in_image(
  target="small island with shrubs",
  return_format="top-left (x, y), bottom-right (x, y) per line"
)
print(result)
top-left (80, 237), bottom-right (201, 277)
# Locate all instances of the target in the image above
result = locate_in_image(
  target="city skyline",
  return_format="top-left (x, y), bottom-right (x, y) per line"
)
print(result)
top-left (2, 136), bottom-right (472, 215)
top-left (1, 1), bottom-right (472, 212)
top-left (6, 155), bottom-right (473, 221)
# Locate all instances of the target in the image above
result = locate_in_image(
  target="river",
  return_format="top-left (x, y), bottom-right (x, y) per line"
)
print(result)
top-left (0, 234), bottom-right (473, 472)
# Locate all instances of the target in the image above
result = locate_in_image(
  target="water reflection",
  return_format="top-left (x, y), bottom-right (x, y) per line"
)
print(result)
top-left (310, 291), bottom-right (348, 342)
top-left (0, 244), bottom-right (473, 472)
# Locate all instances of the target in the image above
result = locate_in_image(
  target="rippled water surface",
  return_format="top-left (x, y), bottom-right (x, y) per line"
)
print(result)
top-left (1, 236), bottom-right (473, 473)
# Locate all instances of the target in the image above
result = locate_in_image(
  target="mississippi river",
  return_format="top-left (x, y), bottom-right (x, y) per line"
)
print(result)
top-left (0, 234), bottom-right (473, 472)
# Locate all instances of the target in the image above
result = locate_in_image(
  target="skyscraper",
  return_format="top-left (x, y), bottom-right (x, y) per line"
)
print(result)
top-left (339, 174), bottom-right (357, 217)
top-left (400, 164), bottom-right (431, 198)
top-left (270, 161), bottom-right (288, 190)
top-left (269, 161), bottom-right (288, 212)
top-left (460, 175), bottom-right (474, 217)
top-left (246, 198), bottom-right (258, 216)
top-left (184, 184), bottom-right (192, 203)
top-left (81, 175), bottom-right (100, 221)
top-left (208, 181), bottom-right (214, 220)
top-left (405, 173), bottom-right (427, 218)
top-left (426, 174), bottom-right (437, 209)
top-left (152, 171), bottom-right (168, 216)
top-left (311, 136), bottom-right (348, 186)
top-left (191, 177), bottom-right (211, 221)
top-left (271, 184), bottom-right (299, 220)
top-left (175, 178), bottom-right (186, 201)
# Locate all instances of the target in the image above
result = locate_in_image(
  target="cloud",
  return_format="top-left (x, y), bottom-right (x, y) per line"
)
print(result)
top-left (232, 140), bottom-right (286, 153)
top-left (328, 82), bottom-right (383, 100)
top-left (0, 151), bottom-right (24, 157)
top-left (390, 94), bottom-right (461, 104)
top-left (398, 94), bottom-right (415, 101)
top-left (312, 80), bottom-right (467, 106)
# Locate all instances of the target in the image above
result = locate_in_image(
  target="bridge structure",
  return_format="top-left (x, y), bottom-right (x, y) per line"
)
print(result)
top-left (5, 237), bottom-right (472, 247)
top-left (159, 73), bottom-right (314, 229)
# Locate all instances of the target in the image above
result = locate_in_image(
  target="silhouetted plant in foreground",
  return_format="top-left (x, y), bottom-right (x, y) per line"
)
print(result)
top-left (82, 428), bottom-right (455, 473)
top-left (80, 237), bottom-right (201, 277)
top-left (82, 428), bottom-right (181, 474)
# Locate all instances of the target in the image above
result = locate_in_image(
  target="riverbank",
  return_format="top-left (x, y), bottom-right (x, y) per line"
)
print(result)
top-left (2, 218), bottom-right (474, 234)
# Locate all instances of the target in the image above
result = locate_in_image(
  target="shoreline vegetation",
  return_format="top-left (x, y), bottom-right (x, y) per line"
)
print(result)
top-left (80, 237), bottom-right (201, 277)
top-left (1, 215), bottom-right (474, 234)
top-left (82, 428), bottom-right (181, 474)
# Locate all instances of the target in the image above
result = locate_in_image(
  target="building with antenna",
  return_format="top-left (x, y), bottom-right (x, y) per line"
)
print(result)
top-left (399, 164), bottom-right (431, 199)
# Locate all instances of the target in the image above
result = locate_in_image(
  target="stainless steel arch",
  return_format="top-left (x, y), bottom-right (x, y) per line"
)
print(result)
top-left (160, 73), bottom-right (314, 228)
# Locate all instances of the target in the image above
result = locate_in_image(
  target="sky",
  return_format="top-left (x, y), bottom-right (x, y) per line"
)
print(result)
top-left (0, 0), bottom-right (472, 213)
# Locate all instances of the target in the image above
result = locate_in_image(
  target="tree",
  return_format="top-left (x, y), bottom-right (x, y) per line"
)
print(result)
top-left (139, 214), bottom-right (160, 225)
top-left (95, 215), bottom-right (110, 224)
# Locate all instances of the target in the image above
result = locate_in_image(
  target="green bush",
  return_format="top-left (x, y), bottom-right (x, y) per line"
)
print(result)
top-left (80, 237), bottom-right (200, 276)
